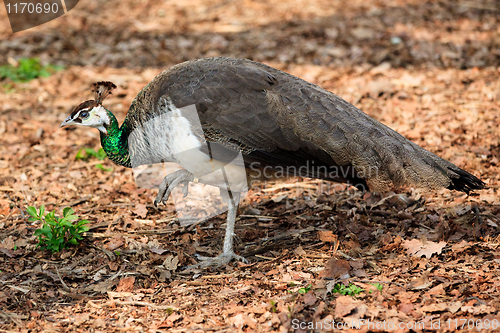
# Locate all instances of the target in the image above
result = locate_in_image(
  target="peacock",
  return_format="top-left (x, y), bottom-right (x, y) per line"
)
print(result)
top-left (60, 57), bottom-right (485, 268)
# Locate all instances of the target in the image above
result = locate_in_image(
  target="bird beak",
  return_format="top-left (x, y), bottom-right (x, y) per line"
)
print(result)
top-left (60, 116), bottom-right (75, 128)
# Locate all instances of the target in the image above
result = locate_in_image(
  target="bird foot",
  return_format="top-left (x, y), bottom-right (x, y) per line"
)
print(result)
top-left (154, 169), bottom-right (194, 206)
top-left (185, 251), bottom-right (248, 270)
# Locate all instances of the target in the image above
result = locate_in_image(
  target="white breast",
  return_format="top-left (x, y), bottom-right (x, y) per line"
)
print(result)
top-left (128, 97), bottom-right (247, 192)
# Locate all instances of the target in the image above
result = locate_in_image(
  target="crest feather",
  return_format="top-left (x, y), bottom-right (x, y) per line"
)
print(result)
top-left (93, 81), bottom-right (117, 104)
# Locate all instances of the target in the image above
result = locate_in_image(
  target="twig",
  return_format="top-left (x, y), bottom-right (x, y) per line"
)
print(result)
top-left (336, 251), bottom-right (359, 261)
top-left (201, 273), bottom-right (239, 279)
top-left (126, 229), bottom-right (176, 235)
top-left (465, 296), bottom-right (486, 305)
top-left (113, 300), bottom-right (179, 310)
top-left (239, 215), bottom-right (278, 220)
top-left (55, 266), bottom-right (71, 292)
top-left (66, 196), bottom-right (92, 207)
top-left (254, 254), bottom-right (275, 260)
top-left (91, 244), bottom-right (116, 260)
top-left (0, 310), bottom-right (24, 327)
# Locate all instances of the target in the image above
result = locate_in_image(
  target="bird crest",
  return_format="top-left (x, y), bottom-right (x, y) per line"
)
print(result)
top-left (92, 81), bottom-right (117, 104)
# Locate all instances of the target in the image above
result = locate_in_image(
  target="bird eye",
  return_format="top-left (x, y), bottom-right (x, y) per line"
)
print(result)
top-left (80, 111), bottom-right (89, 119)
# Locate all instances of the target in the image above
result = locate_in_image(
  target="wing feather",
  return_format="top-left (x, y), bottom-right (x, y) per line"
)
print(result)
top-left (125, 57), bottom-right (484, 192)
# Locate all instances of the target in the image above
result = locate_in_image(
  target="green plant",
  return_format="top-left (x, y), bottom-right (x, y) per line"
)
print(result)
top-left (75, 147), bottom-right (107, 161)
top-left (331, 283), bottom-right (364, 296)
top-left (269, 300), bottom-right (278, 313)
top-left (370, 283), bottom-right (383, 292)
top-left (298, 283), bottom-right (313, 294)
top-left (0, 58), bottom-right (62, 83)
top-left (29, 205), bottom-right (89, 253)
top-left (95, 164), bottom-right (113, 172)
top-left (75, 147), bottom-right (112, 171)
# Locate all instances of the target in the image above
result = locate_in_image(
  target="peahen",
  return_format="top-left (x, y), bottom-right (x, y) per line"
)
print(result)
top-left (60, 57), bottom-right (485, 268)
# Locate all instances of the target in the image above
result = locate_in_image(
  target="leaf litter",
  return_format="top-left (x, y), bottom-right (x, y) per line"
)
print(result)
top-left (1, 0), bottom-right (500, 331)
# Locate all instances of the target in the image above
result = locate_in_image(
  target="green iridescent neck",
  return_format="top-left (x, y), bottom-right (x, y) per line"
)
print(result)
top-left (100, 110), bottom-right (132, 168)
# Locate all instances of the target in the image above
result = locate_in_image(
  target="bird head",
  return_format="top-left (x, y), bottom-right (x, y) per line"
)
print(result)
top-left (60, 81), bottom-right (117, 134)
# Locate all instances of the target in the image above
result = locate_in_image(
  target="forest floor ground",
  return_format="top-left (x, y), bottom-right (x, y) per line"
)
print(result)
top-left (0, 0), bottom-right (500, 331)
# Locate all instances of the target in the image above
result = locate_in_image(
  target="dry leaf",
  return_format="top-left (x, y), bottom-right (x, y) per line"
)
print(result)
top-left (105, 235), bottom-right (124, 251)
top-left (334, 296), bottom-right (367, 319)
top-left (133, 204), bottom-right (148, 218)
top-left (451, 240), bottom-right (470, 253)
top-left (320, 258), bottom-right (350, 279)
top-left (150, 247), bottom-right (170, 255)
top-left (403, 239), bottom-right (446, 258)
top-left (318, 231), bottom-right (338, 243)
top-left (163, 255), bottom-right (179, 271)
top-left (419, 303), bottom-right (448, 313)
top-left (116, 276), bottom-right (135, 292)
top-left (302, 291), bottom-right (317, 306)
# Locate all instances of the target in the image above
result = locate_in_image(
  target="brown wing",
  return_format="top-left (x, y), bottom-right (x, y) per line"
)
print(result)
top-left (126, 57), bottom-right (484, 193)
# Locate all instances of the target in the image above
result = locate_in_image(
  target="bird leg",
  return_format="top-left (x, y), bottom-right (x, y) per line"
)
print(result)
top-left (185, 190), bottom-right (248, 269)
top-left (154, 169), bottom-right (194, 206)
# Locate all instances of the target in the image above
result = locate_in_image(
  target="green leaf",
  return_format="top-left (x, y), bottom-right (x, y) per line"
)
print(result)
top-left (26, 206), bottom-right (38, 218)
top-left (63, 207), bottom-right (74, 217)
top-left (95, 163), bottom-right (112, 172)
top-left (96, 148), bottom-right (107, 160)
top-left (75, 148), bottom-right (87, 160)
top-left (76, 147), bottom-right (107, 162)
top-left (298, 284), bottom-right (313, 294)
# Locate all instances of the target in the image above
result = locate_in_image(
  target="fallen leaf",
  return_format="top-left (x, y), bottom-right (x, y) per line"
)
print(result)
top-left (425, 283), bottom-right (445, 296)
top-left (318, 230), bottom-right (337, 243)
top-left (133, 204), bottom-right (148, 218)
top-left (163, 313), bottom-right (182, 328)
top-left (294, 245), bottom-right (306, 256)
top-left (419, 303), bottom-right (448, 313)
top-left (451, 240), bottom-right (470, 253)
top-left (409, 271), bottom-right (433, 290)
top-left (230, 313), bottom-right (257, 329)
top-left (302, 291), bottom-right (317, 306)
top-left (0, 247), bottom-right (14, 258)
top-left (116, 276), bottom-right (135, 292)
top-left (105, 235), bottom-right (124, 251)
top-left (163, 255), bottom-right (179, 271)
top-left (150, 247), bottom-right (170, 255)
top-left (1, 236), bottom-right (15, 250)
top-left (448, 302), bottom-right (462, 314)
top-left (334, 296), bottom-right (367, 319)
top-left (320, 258), bottom-right (350, 279)
top-left (403, 239), bottom-right (446, 258)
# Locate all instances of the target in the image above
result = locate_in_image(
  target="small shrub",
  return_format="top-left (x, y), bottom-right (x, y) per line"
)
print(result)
top-left (75, 147), bottom-right (112, 171)
top-left (29, 205), bottom-right (89, 253)
top-left (298, 283), bottom-right (313, 294)
top-left (331, 283), bottom-right (364, 296)
top-left (0, 58), bottom-right (62, 83)
top-left (75, 147), bottom-right (107, 161)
